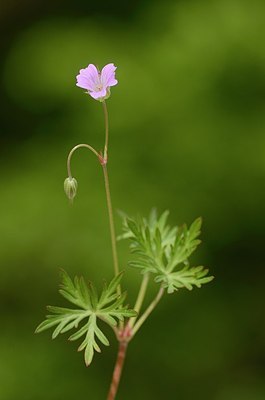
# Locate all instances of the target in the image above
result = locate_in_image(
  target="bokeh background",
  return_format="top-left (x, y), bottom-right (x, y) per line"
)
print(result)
top-left (1, 0), bottom-right (265, 399)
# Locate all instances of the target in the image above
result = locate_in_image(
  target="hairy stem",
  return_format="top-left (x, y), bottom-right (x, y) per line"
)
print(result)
top-left (128, 273), bottom-right (150, 328)
top-left (132, 286), bottom-right (164, 336)
top-left (107, 341), bottom-right (128, 400)
top-left (67, 144), bottom-right (99, 178)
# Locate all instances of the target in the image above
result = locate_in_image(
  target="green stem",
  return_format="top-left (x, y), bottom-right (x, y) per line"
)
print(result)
top-left (101, 101), bottom-right (120, 294)
top-left (102, 164), bottom-right (120, 285)
top-left (102, 100), bottom-right (109, 161)
top-left (107, 341), bottom-right (128, 400)
top-left (132, 286), bottom-right (164, 336)
top-left (128, 274), bottom-right (150, 329)
top-left (67, 144), bottom-right (99, 178)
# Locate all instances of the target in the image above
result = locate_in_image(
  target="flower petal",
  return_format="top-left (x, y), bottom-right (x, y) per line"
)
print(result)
top-left (89, 88), bottom-right (107, 100)
top-left (101, 63), bottom-right (118, 87)
top-left (76, 64), bottom-right (99, 91)
top-left (76, 75), bottom-right (93, 90)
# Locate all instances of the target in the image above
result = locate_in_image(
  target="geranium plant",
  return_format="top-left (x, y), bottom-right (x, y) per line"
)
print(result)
top-left (36, 63), bottom-right (213, 400)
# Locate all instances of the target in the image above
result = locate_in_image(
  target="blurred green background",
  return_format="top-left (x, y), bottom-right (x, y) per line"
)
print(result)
top-left (1, 0), bottom-right (265, 399)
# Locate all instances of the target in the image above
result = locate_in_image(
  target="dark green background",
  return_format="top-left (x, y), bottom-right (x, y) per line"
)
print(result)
top-left (1, 0), bottom-right (265, 399)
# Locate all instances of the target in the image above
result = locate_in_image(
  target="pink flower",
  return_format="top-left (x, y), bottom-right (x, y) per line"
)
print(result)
top-left (76, 63), bottom-right (118, 101)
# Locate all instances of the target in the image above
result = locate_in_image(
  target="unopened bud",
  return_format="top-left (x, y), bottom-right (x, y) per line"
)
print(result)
top-left (64, 177), bottom-right (78, 202)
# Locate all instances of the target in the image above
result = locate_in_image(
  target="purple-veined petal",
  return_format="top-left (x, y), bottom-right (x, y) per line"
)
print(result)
top-left (89, 88), bottom-right (107, 99)
top-left (76, 64), bottom-right (100, 90)
top-left (106, 77), bottom-right (118, 87)
top-left (83, 64), bottom-right (99, 82)
top-left (101, 63), bottom-right (118, 87)
top-left (76, 75), bottom-right (94, 90)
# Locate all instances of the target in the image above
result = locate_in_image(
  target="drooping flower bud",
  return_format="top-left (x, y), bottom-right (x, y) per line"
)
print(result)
top-left (64, 177), bottom-right (78, 202)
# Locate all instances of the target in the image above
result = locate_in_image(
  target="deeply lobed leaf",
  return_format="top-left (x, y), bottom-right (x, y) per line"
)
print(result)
top-left (36, 271), bottom-right (136, 365)
top-left (120, 210), bottom-right (213, 293)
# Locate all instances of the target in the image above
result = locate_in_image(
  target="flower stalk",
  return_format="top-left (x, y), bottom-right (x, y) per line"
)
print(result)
top-left (100, 101), bottom-right (121, 297)
top-left (65, 101), bottom-right (120, 290)
top-left (67, 143), bottom-right (99, 178)
top-left (102, 100), bottom-right (109, 161)
top-left (102, 163), bottom-right (120, 283)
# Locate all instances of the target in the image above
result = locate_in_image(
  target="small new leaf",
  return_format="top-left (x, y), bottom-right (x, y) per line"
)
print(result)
top-left (120, 210), bottom-right (213, 294)
top-left (36, 271), bottom-right (136, 366)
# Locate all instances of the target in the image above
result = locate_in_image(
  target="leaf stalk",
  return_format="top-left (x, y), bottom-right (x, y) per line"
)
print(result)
top-left (132, 286), bottom-right (165, 336)
top-left (128, 273), bottom-right (150, 329)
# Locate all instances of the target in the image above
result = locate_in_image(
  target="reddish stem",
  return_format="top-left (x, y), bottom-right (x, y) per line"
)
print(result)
top-left (107, 341), bottom-right (128, 400)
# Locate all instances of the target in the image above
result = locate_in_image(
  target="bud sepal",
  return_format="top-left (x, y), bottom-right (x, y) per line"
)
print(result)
top-left (64, 177), bottom-right (78, 203)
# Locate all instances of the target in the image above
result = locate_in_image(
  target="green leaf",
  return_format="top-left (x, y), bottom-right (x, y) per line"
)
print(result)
top-left (98, 272), bottom-right (124, 308)
top-left (36, 271), bottom-right (136, 366)
top-left (120, 210), bottom-right (213, 294)
top-left (155, 266), bottom-right (214, 294)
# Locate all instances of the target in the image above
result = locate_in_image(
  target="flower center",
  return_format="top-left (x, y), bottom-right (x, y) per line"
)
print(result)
top-left (95, 83), bottom-right (103, 92)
